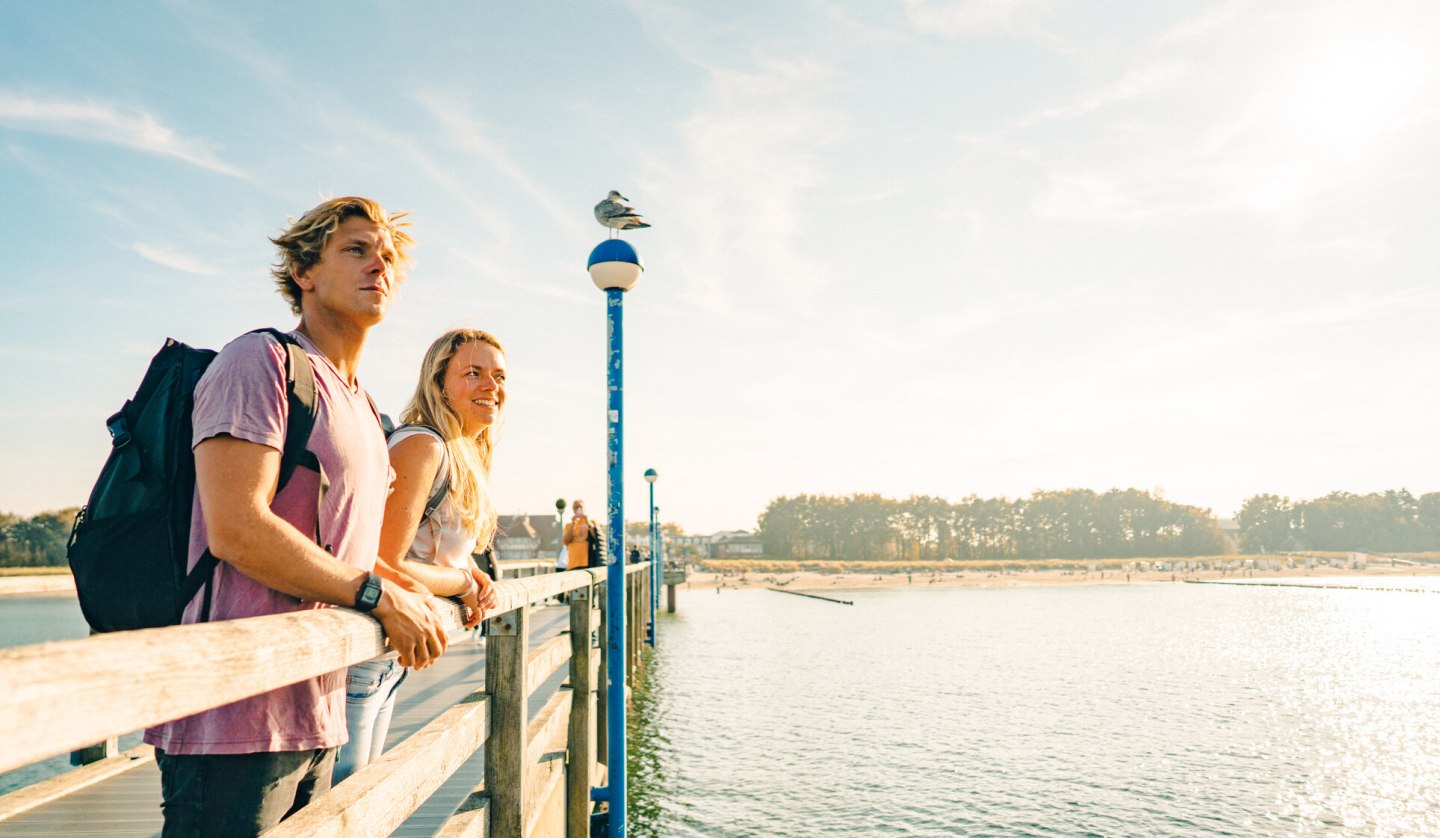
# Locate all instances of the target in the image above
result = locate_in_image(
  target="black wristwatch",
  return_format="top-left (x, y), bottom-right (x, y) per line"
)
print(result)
top-left (354, 572), bottom-right (383, 613)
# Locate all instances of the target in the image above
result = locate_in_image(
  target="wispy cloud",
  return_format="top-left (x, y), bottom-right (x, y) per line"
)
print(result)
top-left (130, 242), bottom-right (223, 276)
top-left (1076, 287), bottom-right (1440, 387)
top-left (901, 0), bottom-right (1044, 37)
top-left (1273, 236), bottom-right (1389, 260)
top-left (1009, 2), bottom-right (1440, 223)
top-left (1024, 61), bottom-right (1190, 125)
top-left (411, 92), bottom-right (581, 235)
top-left (646, 57), bottom-right (840, 313)
top-left (447, 246), bottom-right (593, 306)
top-left (0, 90), bottom-right (245, 177)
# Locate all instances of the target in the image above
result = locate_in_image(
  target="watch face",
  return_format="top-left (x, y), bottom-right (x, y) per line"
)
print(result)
top-left (357, 573), bottom-right (383, 612)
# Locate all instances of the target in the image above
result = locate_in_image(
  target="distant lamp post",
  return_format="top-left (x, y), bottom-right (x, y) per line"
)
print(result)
top-left (644, 469), bottom-right (658, 646)
top-left (588, 235), bottom-right (644, 836)
top-left (554, 498), bottom-right (566, 571)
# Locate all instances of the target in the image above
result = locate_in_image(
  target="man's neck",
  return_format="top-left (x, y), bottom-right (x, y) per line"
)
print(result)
top-left (294, 311), bottom-right (370, 386)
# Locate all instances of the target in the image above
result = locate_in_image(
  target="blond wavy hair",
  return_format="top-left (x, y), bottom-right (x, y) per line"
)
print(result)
top-left (400, 329), bottom-right (505, 544)
top-left (269, 196), bottom-right (415, 316)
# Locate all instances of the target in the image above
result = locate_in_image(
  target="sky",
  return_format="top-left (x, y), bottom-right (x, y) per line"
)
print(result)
top-left (3, 0), bottom-right (1439, 535)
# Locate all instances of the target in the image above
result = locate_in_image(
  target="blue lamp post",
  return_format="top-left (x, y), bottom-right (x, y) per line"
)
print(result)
top-left (643, 469), bottom-right (657, 646)
top-left (587, 237), bottom-right (643, 837)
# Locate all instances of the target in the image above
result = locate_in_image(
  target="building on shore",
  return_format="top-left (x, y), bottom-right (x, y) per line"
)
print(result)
top-left (494, 513), bottom-right (565, 563)
top-left (492, 514), bottom-right (763, 563)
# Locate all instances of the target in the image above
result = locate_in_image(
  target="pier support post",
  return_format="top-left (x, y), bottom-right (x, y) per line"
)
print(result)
top-left (69, 737), bottom-right (118, 766)
top-left (485, 604), bottom-right (530, 838)
top-left (666, 583), bottom-right (676, 614)
top-left (567, 584), bottom-right (599, 838)
top-left (627, 575), bottom-right (637, 681)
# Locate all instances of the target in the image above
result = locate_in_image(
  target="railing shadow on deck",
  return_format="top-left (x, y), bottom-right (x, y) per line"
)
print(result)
top-left (0, 561), bottom-right (654, 838)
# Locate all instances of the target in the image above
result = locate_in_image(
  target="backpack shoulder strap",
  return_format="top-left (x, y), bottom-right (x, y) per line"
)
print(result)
top-left (248, 329), bottom-right (320, 493)
top-left (184, 329), bottom-right (320, 623)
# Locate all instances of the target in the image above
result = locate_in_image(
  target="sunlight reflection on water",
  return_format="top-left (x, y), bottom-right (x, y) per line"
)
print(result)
top-left (629, 582), bottom-right (1440, 837)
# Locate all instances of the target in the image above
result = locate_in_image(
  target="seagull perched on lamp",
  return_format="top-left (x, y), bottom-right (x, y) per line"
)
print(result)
top-left (594, 190), bottom-right (651, 236)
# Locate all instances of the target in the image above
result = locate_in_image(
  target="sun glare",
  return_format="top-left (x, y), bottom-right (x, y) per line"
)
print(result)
top-left (1280, 40), bottom-right (1425, 154)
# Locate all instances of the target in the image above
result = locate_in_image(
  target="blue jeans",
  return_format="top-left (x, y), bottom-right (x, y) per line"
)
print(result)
top-left (333, 657), bottom-right (407, 783)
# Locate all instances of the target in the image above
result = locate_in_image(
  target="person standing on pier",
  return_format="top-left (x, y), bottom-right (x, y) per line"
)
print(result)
top-left (143, 197), bottom-right (448, 837)
top-left (335, 328), bottom-right (505, 782)
top-left (564, 500), bottom-right (597, 569)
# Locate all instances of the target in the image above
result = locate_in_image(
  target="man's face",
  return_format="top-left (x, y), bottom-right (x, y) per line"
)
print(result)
top-left (295, 216), bottom-right (399, 327)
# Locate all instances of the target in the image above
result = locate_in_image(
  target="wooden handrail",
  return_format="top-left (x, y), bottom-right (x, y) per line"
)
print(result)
top-left (1, 560), bottom-right (654, 836)
top-left (1, 567), bottom-right (613, 775)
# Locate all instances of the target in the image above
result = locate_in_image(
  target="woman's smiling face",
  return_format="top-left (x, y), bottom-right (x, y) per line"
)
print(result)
top-left (443, 340), bottom-right (506, 436)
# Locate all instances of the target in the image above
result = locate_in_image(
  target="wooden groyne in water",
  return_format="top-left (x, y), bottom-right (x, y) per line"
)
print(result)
top-left (0, 561), bottom-right (657, 837)
top-left (1185, 579), bottom-right (1440, 594)
top-left (766, 587), bottom-right (853, 605)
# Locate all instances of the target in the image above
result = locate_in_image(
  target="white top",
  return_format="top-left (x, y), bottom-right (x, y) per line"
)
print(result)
top-left (389, 426), bottom-right (477, 570)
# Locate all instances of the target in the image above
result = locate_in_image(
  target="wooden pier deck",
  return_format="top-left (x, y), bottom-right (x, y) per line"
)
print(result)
top-left (1, 602), bottom-right (572, 837)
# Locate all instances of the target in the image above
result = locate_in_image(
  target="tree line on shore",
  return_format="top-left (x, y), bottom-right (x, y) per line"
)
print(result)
top-left (758, 490), bottom-right (1223, 561)
top-left (5, 486), bottom-right (1439, 567)
top-left (757, 488), bottom-right (1440, 561)
top-left (1235, 490), bottom-right (1440, 553)
top-left (0, 508), bottom-right (77, 567)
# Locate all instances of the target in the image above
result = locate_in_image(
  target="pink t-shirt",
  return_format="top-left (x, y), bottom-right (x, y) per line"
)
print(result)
top-left (144, 331), bottom-right (392, 755)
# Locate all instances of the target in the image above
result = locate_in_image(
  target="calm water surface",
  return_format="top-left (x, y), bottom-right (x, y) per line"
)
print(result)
top-left (629, 582), bottom-right (1440, 836)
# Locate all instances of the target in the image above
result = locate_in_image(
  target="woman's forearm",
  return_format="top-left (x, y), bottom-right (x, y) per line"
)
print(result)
top-left (395, 557), bottom-right (474, 597)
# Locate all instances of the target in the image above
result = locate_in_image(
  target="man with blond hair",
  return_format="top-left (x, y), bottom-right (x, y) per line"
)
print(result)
top-left (144, 197), bottom-right (447, 836)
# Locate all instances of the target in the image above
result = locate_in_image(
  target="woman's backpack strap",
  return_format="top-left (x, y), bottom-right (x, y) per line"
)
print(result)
top-left (391, 423), bottom-right (452, 524)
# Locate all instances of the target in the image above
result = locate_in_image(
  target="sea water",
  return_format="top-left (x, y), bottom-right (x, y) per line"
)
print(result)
top-left (627, 581), bottom-right (1440, 836)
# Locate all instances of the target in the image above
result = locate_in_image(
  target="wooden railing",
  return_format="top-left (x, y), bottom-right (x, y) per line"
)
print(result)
top-left (1, 561), bottom-right (655, 837)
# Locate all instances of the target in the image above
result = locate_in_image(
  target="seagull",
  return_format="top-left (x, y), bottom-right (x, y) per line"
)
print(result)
top-left (594, 190), bottom-right (651, 234)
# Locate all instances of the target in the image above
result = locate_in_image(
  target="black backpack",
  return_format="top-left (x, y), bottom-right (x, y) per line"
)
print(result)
top-left (587, 522), bottom-right (607, 567)
top-left (67, 329), bottom-right (319, 632)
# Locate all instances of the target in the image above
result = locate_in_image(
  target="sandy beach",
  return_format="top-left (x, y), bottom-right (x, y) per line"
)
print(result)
top-left (684, 563), bottom-right (1440, 592)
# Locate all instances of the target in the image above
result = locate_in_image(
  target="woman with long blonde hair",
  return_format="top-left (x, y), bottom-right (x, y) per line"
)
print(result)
top-left (335, 328), bottom-right (506, 781)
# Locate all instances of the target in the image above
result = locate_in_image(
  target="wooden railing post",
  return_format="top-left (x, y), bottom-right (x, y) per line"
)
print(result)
top-left (69, 738), bottom-right (117, 766)
top-left (637, 571), bottom-right (645, 665)
top-left (566, 582), bottom-right (598, 838)
top-left (627, 574), bottom-right (637, 682)
top-left (485, 602), bottom-right (529, 838)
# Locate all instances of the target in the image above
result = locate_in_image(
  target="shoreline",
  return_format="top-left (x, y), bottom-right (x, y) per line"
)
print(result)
top-left (6, 564), bottom-right (1438, 598)
top-left (684, 564), bottom-right (1440, 592)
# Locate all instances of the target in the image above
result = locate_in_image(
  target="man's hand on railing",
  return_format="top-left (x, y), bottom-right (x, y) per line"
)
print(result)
top-left (373, 580), bottom-right (447, 669)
